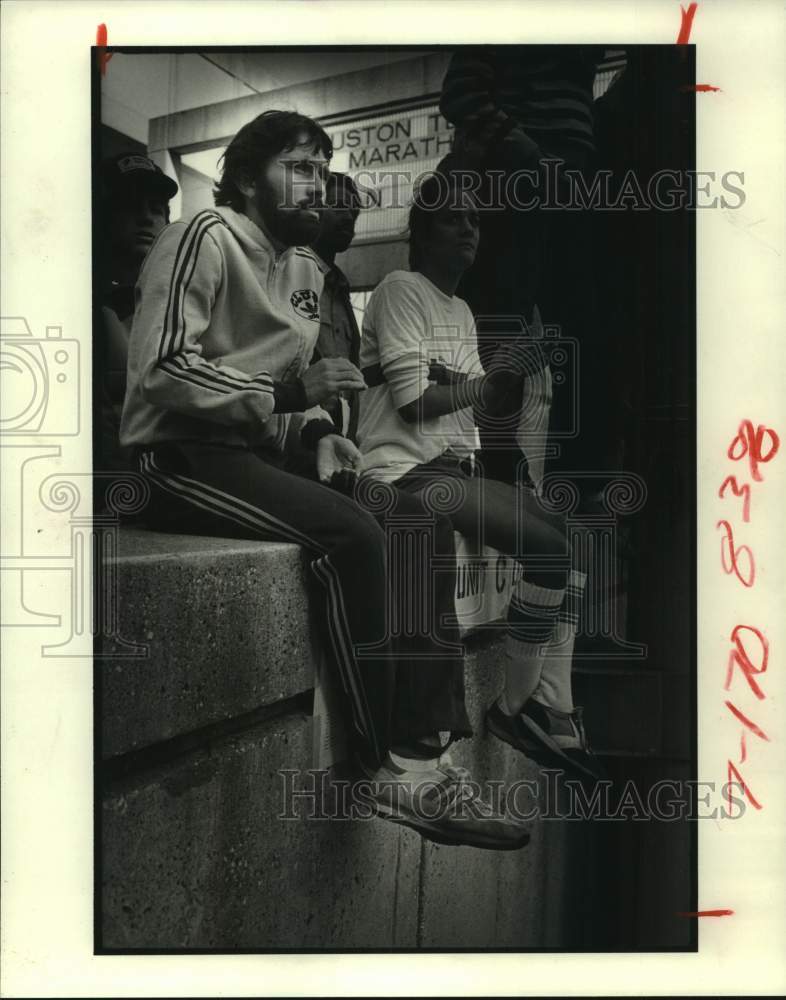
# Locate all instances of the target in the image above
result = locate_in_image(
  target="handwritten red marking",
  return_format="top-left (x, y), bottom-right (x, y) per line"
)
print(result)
top-left (719, 475), bottom-right (751, 522)
top-left (96, 24), bottom-right (113, 76)
top-left (724, 624), bottom-right (768, 699)
top-left (677, 909), bottom-right (734, 917)
top-left (676, 7), bottom-right (722, 92)
top-left (739, 728), bottom-right (747, 763)
top-left (725, 701), bottom-right (769, 742)
top-left (717, 520), bottom-right (755, 587)
top-left (681, 84), bottom-right (723, 93)
top-left (728, 420), bottom-right (780, 482)
top-left (677, 2), bottom-right (698, 43)
top-left (727, 761), bottom-right (762, 811)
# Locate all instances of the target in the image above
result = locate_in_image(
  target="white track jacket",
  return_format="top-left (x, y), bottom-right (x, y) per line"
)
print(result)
top-left (120, 206), bottom-right (332, 452)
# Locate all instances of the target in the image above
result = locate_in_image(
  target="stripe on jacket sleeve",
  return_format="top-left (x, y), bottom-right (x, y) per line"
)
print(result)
top-left (158, 217), bottom-right (202, 362)
top-left (173, 216), bottom-right (224, 356)
top-left (156, 353), bottom-right (275, 397)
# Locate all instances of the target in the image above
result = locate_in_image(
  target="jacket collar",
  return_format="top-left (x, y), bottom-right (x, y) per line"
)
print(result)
top-left (213, 205), bottom-right (288, 258)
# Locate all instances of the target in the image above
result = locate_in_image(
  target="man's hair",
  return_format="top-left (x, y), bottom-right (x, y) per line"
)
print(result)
top-left (407, 169), bottom-right (464, 270)
top-left (213, 110), bottom-right (333, 211)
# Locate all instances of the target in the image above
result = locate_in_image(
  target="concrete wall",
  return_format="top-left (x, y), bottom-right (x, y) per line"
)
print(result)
top-left (99, 527), bottom-right (692, 951)
top-left (148, 54), bottom-right (450, 154)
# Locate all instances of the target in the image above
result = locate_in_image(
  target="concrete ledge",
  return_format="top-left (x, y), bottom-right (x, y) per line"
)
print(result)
top-left (102, 710), bottom-right (422, 949)
top-left (100, 525), bottom-right (688, 949)
top-left (99, 527), bottom-right (586, 948)
top-left (101, 528), bottom-right (319, 758)
top-left (102, 526), bottom-right (659, 760)
top-left (101, 666), bottom-right (591, 950)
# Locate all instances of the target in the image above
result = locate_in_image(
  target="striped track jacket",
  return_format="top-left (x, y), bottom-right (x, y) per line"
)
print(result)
top-left (120, 206), bottom-right (333, 452)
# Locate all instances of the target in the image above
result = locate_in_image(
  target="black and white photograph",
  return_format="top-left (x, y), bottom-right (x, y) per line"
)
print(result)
top-left (95, 43), bottom-right (699, 952)
top-left (2, 1), bottom-right (785, 995)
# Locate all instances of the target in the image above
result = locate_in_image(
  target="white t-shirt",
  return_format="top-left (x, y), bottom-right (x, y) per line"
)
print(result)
top-left (357, 270), bottom-right (483, 481)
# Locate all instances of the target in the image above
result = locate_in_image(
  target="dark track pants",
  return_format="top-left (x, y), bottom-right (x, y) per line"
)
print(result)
top-left (138, 442), bottom-right (471, 768)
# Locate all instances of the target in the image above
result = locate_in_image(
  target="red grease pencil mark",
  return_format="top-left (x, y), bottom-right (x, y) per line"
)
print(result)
top-left (716, 520), bottom-right (755, 587)
top-left (724, 625), bottom-right (768, 700)
top-left (676, 5), bottom-right (722, 92)
top-left (677, 3), bottom-right (698, 44)
top-left (681, 84), bottom-right (723, 93)
top-left (727, 760), bottom-right (763, 810)
top-left (719, 475), bottom-right (751, 522)
top-left (96, 24), bottom-right (113, 76)
top-left (725, 701), bottom-right (770, 742)
top-left (728, 420), bottom-right (780, 482)
top-left (678, 909), bottom-right (734, 918)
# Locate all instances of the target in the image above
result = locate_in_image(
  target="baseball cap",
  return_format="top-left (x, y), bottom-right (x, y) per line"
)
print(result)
top-left (101, 153), bottom-right (179, 201)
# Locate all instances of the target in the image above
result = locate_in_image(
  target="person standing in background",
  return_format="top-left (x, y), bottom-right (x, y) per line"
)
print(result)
top-left (439, 45), bottom-right (606, 490)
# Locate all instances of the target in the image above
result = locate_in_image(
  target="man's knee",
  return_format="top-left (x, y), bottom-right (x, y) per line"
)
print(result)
top-left (519, 505), bottom-right (568, 557)
top-left (347, 505), bottom-right (387, 555)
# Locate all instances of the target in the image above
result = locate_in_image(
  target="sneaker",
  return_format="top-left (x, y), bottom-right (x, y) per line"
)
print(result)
top-left (486, 698), bottom-right (607, 782)
top-left (358, 752), bottom-right (530, 851)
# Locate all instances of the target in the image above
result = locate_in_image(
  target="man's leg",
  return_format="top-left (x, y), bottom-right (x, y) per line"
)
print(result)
top-left (395, 458), bottom-right (604, 779)
top-left (396, 459), bottom-right (569, 713)
top-left (364, 484), bottom-right (471, 753)
top-left (141, 444), bottom-right (531, 848)
top-left (534, 569), bottom-right (587, 713)
top-left (139, 441), bottom-right (394, 769)
top-left (342, 472), bottom-right (531, 850)
top-left (428, 470), bottom-right (603, 778)
top-left (447, 473), bottom-right (569, 714)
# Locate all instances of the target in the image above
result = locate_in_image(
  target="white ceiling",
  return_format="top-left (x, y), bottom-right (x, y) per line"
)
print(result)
top-left (101, 50), bottom-right (426, 144)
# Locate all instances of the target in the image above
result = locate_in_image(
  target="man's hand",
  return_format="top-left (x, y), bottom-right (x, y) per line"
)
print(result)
top-left (316, 433), bottom-right (362, 484)
top-left (455, 122), bottom-right (542, 169)
top-left (496, 126), bottom-right (542, 170)
top-left (301, 358), bottom-right (366, 407)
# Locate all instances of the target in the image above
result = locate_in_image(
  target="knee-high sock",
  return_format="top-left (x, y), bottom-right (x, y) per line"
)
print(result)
top-left (532, 570), bottom-right (586, 712)
top-left (501, 577), bottom-right (564, 715)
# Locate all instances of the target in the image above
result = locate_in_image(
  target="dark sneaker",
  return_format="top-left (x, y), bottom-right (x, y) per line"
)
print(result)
top-left (486, 699), bottom-right (607, 782)
top-left (359, 753), bottom-right (530, 851)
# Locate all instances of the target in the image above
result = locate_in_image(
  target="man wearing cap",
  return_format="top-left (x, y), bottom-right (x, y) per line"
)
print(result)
top-left (310, 171), bottom-right (362, 442)
top-left (98, 153), bottom-right (178, 471)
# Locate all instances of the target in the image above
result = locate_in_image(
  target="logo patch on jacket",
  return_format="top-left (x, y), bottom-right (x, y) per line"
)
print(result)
top-left (290, 289), bottom-right (320, 322)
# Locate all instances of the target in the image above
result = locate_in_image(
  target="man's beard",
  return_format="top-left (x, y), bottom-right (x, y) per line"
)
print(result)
top-left (254, 184), bottom-right (321, 247)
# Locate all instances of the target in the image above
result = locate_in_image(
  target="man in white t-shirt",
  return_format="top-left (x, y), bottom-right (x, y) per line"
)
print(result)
top-left (358, 268), bottom-right (481, 480)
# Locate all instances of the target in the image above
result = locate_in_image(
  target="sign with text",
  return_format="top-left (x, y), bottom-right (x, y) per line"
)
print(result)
top-left (328, 105), bottom-right (454, 242)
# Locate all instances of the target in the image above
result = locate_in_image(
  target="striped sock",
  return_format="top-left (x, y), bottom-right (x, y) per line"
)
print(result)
top-left (500, 577), bottom-right (564, 715)
top-left (533, 570), bottom-right (586, 713)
